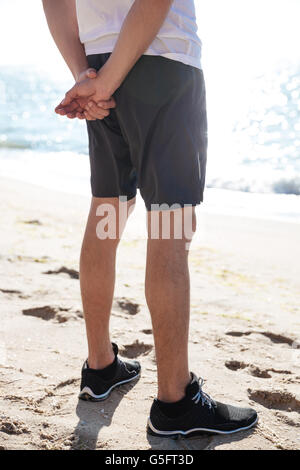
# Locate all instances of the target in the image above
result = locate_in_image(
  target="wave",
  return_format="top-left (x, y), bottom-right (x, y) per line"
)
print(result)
top-left (0, 146), bottom-right (299, 197)
top-left (272, 178), bottom-right (300, 196)
top-left (207, 177), bottom-right (300, 196)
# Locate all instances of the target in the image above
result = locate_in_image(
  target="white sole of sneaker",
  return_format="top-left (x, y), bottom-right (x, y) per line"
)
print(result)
top-left (79, 372), bottom-right (140, 401)
top-left (147, 415), bottom-right (258, 438)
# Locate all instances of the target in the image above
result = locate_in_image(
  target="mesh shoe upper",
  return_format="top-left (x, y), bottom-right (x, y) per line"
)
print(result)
top-left (80, 343), bottom-right (140, 396)
top-left (150, 373), bottom-right (257, 433)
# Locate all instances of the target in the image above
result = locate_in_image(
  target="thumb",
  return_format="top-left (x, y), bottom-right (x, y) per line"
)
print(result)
top-left (85, 68), bottom-right (97, 79)
top-left (60, 84), bottom-right (79, 107)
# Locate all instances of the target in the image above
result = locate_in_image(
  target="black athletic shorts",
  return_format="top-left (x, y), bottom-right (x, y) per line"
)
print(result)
top-left (86, 53), bottom-right (207, 211)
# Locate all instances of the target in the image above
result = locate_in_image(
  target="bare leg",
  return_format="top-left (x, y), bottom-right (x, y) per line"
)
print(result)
top-left (145, 208), bottom-right (196, 402)
top-left (80, 196), bottom-right (135, 369)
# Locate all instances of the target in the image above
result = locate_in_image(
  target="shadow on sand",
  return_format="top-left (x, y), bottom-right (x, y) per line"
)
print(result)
top-left (71, 375), bottom-right (257, 450)
top-left (147, 426), bottom-right (257, 450)
top-left (70, 378), bottom-right (140, 450)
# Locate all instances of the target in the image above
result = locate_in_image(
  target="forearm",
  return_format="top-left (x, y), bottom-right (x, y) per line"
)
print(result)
top-left (42, 0), bottom-right (88, 80)
top-left (99, 0), bottom-right (173, 94)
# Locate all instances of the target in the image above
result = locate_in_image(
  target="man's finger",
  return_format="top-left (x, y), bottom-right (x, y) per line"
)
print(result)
top-left (84, 111), bottom-right (97, 121)
top-left (56, 100), bottom-right (80, 114)
top-left (87, 102), bottom-right (110, 118)
top-left (55, 102), bottom-right (75, 114)
top-left (60, 84), bottom-right (79, 107)
top-left (55, 108), bottom-right (67, 116)
top-left (76, 112), bottom-right (86, 120)
top-left (96, 98), bottom-right (116, 109)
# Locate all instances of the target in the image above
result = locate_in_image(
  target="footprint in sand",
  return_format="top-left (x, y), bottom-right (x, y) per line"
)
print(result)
top-left (0, 416), bottom-right (30, 435)
top-left (225, 331), bottom-right (252, 338)
top-left (275, 411), bottom-right (300, 428)
top-left (5, 386), bottom-right (72, 417)
top-left (260, 332), bottom-right (298, 347)
top-left (225, 360), bottom-right (248, 371)
top-left (115, 297), bottom-right (140, 316)
top-left (22, 219), bottom-right (42, 226)
top-left (53, 378), bottom-right (80, 390)
top-left (225, 360), bottom-right (271, 378)
top-left (0, 288), bottom-right (28, 299)
top-left (226, 330), bottom-right (297, 347)
top-left (248, 388), bottom-right (300, 412)
top-left (248, 366), bottom-right (273, 379)
top-left (120, 340), bottom-right (153, 358)
top-left (22, 306), bottom-right (82, 323)
top-left (0, 288), bottom-right (22, 295)
top-left (43, 266), bottom-right (79, 280)
top-left (225, 360), bottom-right (292, 379)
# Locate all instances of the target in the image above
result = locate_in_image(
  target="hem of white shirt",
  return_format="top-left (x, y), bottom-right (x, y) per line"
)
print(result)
top-left (84, 45), bottom-right (202, 70)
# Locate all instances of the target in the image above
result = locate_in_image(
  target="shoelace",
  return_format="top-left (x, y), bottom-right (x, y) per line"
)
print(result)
top-left (191, 377), bottom-right (214, 409)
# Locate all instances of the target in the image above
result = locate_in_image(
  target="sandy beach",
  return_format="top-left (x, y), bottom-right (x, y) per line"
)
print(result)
top-left (0, 176), bottom-right (299, 450)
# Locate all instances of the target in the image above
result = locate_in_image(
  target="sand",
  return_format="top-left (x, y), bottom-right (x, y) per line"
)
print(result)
top-left (0, 176), bottom-right (299, 450)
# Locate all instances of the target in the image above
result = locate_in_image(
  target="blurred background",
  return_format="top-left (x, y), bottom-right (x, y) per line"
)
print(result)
top-left (0, 0), bottom-right (300, 222)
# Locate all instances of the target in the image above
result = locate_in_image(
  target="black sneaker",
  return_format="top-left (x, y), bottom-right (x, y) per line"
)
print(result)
top-left (147, 373), bottom-right (258, 438)
top-left (79, 343), bottom-right (141, 401)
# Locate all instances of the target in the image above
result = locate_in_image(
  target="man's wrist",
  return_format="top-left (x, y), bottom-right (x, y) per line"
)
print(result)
top-left (74, 67), bottom-right (88, 82)
top-left (96, 61), bottom-right (122, 98)
top-left (72, 58), bottom-right (90, 81)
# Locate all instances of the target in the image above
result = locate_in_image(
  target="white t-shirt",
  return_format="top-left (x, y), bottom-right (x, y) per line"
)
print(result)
top-left (75, 0), bottom-right (202, 69)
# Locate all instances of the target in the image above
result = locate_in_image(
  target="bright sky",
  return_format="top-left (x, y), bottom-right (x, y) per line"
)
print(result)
top-left (1, 0), bottom-right (299, 187)
top-left (198, 0), bottom-right (300, 70)
top-left (1, 0), bottom-right (299, 134)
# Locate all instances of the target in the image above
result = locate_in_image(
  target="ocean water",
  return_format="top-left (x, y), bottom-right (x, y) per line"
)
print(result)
top-left (0, 64), bottom-right (299, 223)
top-left (207, 66), bottom-right (300, 193)
top-left (0, 0), bottom-right (299, 223)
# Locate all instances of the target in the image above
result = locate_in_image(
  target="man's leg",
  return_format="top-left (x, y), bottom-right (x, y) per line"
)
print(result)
top-left (146, 208), bottom-right (258, 438)
top-left (80, 196), bottom-right (135, 370)
top-left (145, 208), bottom-right (196, 403)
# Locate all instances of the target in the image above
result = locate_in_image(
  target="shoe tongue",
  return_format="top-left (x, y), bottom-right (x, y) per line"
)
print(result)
top-left (185, 372), bottom-right (200, 398)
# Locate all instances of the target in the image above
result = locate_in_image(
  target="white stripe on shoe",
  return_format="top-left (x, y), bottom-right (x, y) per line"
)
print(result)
top-left (147, 415), bottom-right (258, 437)
top-left (79, 372), bottom-right (140, 401)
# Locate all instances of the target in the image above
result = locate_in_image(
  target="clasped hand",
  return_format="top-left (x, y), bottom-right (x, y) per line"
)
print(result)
top-left (55, 68), bottom-right (116, 121)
